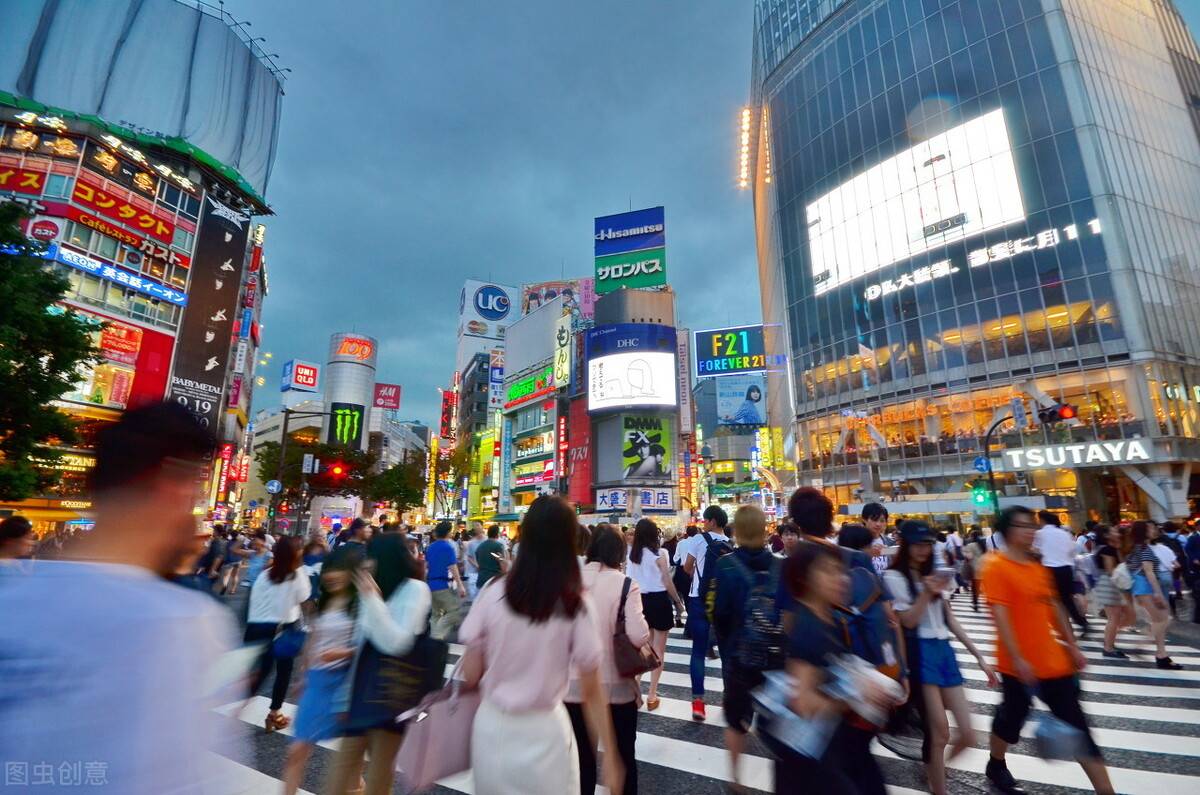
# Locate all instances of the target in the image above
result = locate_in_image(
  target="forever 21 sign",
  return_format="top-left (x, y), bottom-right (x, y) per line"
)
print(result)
top-left (168, 194), bottom-right (251, 428)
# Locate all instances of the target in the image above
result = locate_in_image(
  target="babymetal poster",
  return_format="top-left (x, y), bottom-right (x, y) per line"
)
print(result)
top-left (168, 194), bottom-right (251, 429)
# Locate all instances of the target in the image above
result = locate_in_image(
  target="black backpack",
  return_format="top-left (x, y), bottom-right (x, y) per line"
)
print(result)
top-left (728, 554), bottom-right (786, 670)
top-left (698, 532), bottom-right (734, 606)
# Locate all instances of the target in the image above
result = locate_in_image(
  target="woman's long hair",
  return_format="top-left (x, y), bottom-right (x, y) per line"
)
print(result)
top-left (267, 536), bottom-right (300, 584)
top-left (630, 518), bottom-right (660, 566)
top-left (316, 545), bottom-right (365, 617)
top-left (368, 533), bottom-right (417, 600)
top-left (505, 495), bottom-right (584, 622)
top-left (890, 522), bottom-right (934, 594)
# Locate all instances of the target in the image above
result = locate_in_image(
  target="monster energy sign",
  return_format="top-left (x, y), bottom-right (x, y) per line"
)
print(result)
top-left (327, 402), bottom-right (365, 449)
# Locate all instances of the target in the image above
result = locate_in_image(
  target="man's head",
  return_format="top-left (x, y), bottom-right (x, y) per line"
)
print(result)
top-left (88, 402), bottom-right (216, 575)
top-left (779, 521), bottom-right (800, 555)
top-left (702, 505), bottom-right (728, 533)
top-left (733, 505), bottom-right (768, 550)
top-left (996, 506), bottom-right (1038, 552)
top-left (487, 524), bottom-right (501, 540)
top-left (348, 517), bottom-right (370, 541)
top-left (788, 487), bottom-right (833, 538)
top-left (1037, 510), bottom-right (1060, 528)
top-left (861, 502), bottom-right (889, 537)
top-left (0, 515), bottom-right (36, 560)
top-left (434, 520), bottom-right (453, 540)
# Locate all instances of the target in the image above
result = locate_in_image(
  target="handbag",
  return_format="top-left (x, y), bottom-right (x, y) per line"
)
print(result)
top-left (272, 621), bottom-right (308, 659)
top-left (395, 661), bottom-right (481, 791)
top-left (613, 576), bottom-right (661, 678)
top-left (1111, 562), bottom-right (1133, 591)
top-left (344, 623), bottom-right (450, 732)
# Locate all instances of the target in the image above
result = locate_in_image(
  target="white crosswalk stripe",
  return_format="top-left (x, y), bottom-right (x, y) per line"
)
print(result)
top-left (222, 593), bottom-right (1200, 794)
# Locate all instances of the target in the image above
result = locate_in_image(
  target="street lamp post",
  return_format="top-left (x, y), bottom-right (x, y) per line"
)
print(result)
top-left (981, 411), bottom-right (1014, 518)
top-left (271, 407), bottom-right (333, 535)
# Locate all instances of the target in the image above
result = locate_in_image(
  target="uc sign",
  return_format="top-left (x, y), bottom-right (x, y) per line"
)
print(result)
top-left (474, 285), bottom-right (511, 321)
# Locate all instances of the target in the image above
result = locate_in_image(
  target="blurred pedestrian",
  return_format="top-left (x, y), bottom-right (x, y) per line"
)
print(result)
top-left (1091, 525), bottom-right (1131, 658)
top-left (0, 514), bottom-right (36, 563)
top-left (464, 523), bottom-right (484, 599)
top-left (1035, 511), bottom-right (1089, 635)
top-left (626, 518), bottom-right (685, 711)
top-left (460, 495), bottom-right (623, 795)
top-left (0, 403), bottom-right (237, 794)
top-left (475, 524), bottom-right (508, 591)
top-left (244, 536), bottom-right (309, 732)
top-left (426, 520), bottom-right (467, 640)
top-left (1128, 521), bottom-right (1181, 669)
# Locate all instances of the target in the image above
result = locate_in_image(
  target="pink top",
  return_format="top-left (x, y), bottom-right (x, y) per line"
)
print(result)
top-left (566, 563), bottom-right (652, 704)
top-left (460, 577), bottom-right (603, 713)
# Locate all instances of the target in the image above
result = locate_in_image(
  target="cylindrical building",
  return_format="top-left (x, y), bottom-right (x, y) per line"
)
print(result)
top-left (750, 0), bottom-right (1200, 522)
top-left (322, 333), bottom-right (379, 451)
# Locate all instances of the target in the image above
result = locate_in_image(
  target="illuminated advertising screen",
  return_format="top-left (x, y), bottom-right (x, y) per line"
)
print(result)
top-left (594, 206), bottom-right (667, 294)
top-left (694, 324), bottom-right (785, 377)
top-left (281, 360), bottom-right (321, 393)
top-left (716, 374), bottom-right (767, 426)
top-left (585, 324), bottom-right (677, 412)
top-left (806, 108), bottom-right (1025, 296)
top-left (522, 278), bottom-right (596, 319)
top-left (621, 414), bottom-right (674, 479)
top-left (505, 364), bottom-right (555, 409)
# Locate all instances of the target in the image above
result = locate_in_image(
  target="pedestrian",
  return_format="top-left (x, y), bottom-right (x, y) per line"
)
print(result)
top-left (301, 537), bottom-right (328, 601)
top-left (775, 540), bottom-right (894, 794)
top-left (626, 518), bottom-right (685, 711)
top-left (711, 505), bottom-right (785, 790)
top-left (567, 524), bottom-right (649, 795)
top-left (426, 520), bottom-right (467, 640)
top-left (1151, 523), bottom-right (1182, 615)
top-left (961, 525), bottom-right (986, 612)
top-left (1128, 521), bottom-right (1182, 669)
top-left (884, 521), bottom-right (997, 795)
top-left (1091, 525), bottom-right (1131, 658)
top-left (339, 518), bottom-right (372, 552)
top-left (219, 527), bottom-right (250, 594)
top-left (676, 504), bottom-right (733, 720)
top-left (475, 524), bottom-right (508, 590)
top-left (981, 506), bottom-right (1113, 795)
top-left (862, 502), bottom-right (892, 577)
top-left (325, 533), bottom-right (433, 795)
top-left (0, 403), bottom-right (237, 793)
top-left (1034, 511), bottom-right (1089, 635)
top-left (459, 495), bottom-right (623, 795)
top-left (464, 523), bottom-right (484, 599)
top-left (244, 535), bottom-right (309, 732)
top-left (239, 531), bottom-right (273, 591)
top-left (1185, 524), bottom-right (1200, 624)
top-left (283, 548), bottom-right (362, 795)
top-left (578, 523), bottom-right (594, 569)
top-left (778, 521), bottom-right (801, 558)
top-left (0, 514), bottom-right (36, 563)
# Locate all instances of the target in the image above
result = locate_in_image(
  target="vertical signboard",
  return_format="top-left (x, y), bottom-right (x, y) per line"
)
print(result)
top-left (439, 390), bottom-right (458, 446)
top-left (168, 194), bottom-right (251, 428)
top-left (553, 311), bottom-right (572, 388)
top-left (499, 416), bottom-right (514, 513)
top-left (426, 436), bottom-right (439, 515)
top-left (488, 349), bottom-right (505, 409)
top-left (567, 399), bottom-right (593, 507)
top-left (676, 329), bottom-right (693, 434)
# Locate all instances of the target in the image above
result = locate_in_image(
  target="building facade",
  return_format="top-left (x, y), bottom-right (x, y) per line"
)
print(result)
top-left (750, 0), bottom-right (1200, 522)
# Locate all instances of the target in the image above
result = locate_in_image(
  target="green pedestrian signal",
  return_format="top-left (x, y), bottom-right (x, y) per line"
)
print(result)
top-left (971, 480), bottom-right (990, 506)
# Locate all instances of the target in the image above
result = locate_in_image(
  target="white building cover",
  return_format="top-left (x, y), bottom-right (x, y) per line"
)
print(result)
top-left (1, 0), bottom-right (283, 196)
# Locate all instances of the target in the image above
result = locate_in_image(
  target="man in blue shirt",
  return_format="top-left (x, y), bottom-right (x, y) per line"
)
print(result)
top-left (427, 520), bottom-right (467, 640)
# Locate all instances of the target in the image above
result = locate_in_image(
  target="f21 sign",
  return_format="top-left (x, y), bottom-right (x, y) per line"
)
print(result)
top-left (693, 325), bottom-right (786, 378)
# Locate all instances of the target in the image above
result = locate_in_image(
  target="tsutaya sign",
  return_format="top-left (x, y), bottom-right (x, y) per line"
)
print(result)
top-left (1001, 440), bottom-right (1151, 470)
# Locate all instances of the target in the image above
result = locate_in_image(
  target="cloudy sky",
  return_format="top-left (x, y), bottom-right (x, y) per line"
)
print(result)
top-left (224, 0), bottom-right (760, 427)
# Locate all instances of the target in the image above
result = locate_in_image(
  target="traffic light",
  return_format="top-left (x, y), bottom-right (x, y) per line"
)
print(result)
top-left (970, 480), bottom-right (990, 506)
top-left (1037, 403), bottom-right (1078, 424)
top-left (326, 461), bottom-right (347, 480)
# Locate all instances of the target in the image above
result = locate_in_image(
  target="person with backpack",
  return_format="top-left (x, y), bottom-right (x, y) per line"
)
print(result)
top-left (676, 505), bottom-right (733, 721)
top-left (711, 505), bottom-right (785, 789)
top-left (884, 521), bottom-right (997, 795)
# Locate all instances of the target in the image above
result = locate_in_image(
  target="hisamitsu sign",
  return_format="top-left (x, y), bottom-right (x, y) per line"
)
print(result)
top-left (1000, 440), bottom-right (1152, 470)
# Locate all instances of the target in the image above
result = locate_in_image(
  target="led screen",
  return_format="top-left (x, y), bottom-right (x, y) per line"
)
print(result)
top-left (588, 352), bottom-right (678, 411)
top-left (806, 108), bottom-right (1025, 296)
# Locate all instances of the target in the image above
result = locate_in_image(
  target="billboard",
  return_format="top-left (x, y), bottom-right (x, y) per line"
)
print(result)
top-left (553, 312), bottom-right (572, 388)
top-left (522, 279), bottom-right (596, 319)
top-left (586, 324), bottom-right (677, 412)
top-left (806, 108), bottom-right (1025, 296)
top-left (596, 487), bottom-right (675, 514)
top-left (281, 360), bottom-right (321, 392)
top-left (373, 383), bottom-right (402, 410)
top-left (594, 247), bottom-right (667, 294)
top-left (0, 0), bottom-right (284, 194)
top-left (693, 324), bottom-right (787, 377)
top-left (439, 390), bottom-right (458, 444)
top-left (505, 364), bottom-right (555, 409)
top-left (567, 399), bottom-right (593, 506)
top-left (330, 335), bottom-right (377, 365)
top-left (488, 349), bottom-right (505, 409)
top-left (328, 403), bottom-right (365, 448)
top-left (621, 415), bottom-right (673, 479)
top-left (716, 374), bottom-right (767, 426)
top-left (168, 194), bottom-right (251, 430)
top-left (459, 280), bottom-right (519, 340)
top-left (504, 294), bottom-right (563, 377)
top-left (594, 206), bottom-right (666, 294)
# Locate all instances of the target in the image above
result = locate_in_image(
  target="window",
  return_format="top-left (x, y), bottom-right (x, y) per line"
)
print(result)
top-left (94, 233), bottom-right (118, 261)
top-left (66, 221), bottom-right (92, 249)
top-left (182, 194), bottom-right (201, 219)
top-left (172, 227), bottom-right (194, 251)
top-left (44, 174), bottom-right (72, 198)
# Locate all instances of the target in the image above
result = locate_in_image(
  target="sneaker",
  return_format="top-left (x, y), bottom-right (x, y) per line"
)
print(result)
top-left (1156, 656), bottom-right (1183, 670)
top-left (707, 648), bottom-right (719, 660)
top-left (985, 757), bottom-right (1026, 794)
top-left (1101, 649), bottom-right (1128, 659)
top-left (692, 698), bottom-right (706, 721)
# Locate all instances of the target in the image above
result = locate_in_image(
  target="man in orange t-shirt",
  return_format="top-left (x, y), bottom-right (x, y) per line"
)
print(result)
top-left (980, 507), bottom-right (1112, 795)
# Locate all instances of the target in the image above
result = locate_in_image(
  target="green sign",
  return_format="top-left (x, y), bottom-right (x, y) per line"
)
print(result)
top-left (712, 480), bottom-right (762, 495)
top-left (621, 414), bottom-right (673, 479)
top-left (595, 246), bottom-right (667, 294)
top-left (505, 364), bottom-right (554, 408)
top-left (327, 402), bottom-right (365, 448)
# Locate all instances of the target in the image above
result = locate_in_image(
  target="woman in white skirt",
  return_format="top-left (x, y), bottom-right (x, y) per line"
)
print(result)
top-left (1091, 525), bottom-right (1130, 658)
top-left (625, 518), bottom-right (685, 711)
top-left (460, 495), bottom-right (623, 795)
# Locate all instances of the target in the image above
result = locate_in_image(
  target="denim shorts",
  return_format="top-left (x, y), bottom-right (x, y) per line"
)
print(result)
top-left (918, 637), bottom-right (964, 688)
top-left (1131, 572), bottom-right (1155, 597)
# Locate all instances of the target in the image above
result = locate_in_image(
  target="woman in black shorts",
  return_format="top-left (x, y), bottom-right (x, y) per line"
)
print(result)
top-left (626, 518), bottom-right (686, 710)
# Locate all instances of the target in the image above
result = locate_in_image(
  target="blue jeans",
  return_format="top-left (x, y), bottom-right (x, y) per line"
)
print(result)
top-left (687, 595), bottom-right (709, 696)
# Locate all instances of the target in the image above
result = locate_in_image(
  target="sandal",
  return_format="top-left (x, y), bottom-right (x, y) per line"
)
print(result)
top-left (646, 697), bottom-right (660, 711)
top-left (264, 711), bottom-right (291, 732)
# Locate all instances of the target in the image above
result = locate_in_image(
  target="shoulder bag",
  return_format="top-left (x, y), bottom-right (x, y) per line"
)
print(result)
top-left (613, 576), bottom-right (661, 678)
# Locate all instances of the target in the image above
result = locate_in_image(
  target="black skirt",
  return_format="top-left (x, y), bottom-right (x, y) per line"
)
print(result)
top-left (641, 590), bottom-right (675, 631)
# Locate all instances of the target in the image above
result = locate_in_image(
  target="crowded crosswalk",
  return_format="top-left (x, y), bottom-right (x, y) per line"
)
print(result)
top-left (214, 596), bottom-right (1200, 795)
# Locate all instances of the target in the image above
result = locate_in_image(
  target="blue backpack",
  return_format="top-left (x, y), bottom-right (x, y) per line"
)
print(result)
top-left (698, 532), bottom-right (735, 609)
top-left (838, 566), bottom-right (902, 681)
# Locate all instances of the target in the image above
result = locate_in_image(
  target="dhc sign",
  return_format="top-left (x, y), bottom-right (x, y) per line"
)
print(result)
top-left (1001, 440), bottom-right (1152, 470)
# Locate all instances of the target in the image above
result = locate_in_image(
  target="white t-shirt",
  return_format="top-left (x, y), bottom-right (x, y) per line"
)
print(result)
top-left (1152, 544), bottom-right (1178, 576)
top-left (674, 530), bottom-right (729, 598)
top-left (883, 569), bottom-right (951, 639)
top-left (1034, 525), bottom-right (1077, 568)
top-left (0, 560), bottom-right (238, 794)
top-left (247, 570), bottom-right (311, 623)
top-left (465, 538), bottom-right (483, 576)
top-left (626, 547), bottom-right (669, 594)
top-left (870, 538), bottom-right (891, 576)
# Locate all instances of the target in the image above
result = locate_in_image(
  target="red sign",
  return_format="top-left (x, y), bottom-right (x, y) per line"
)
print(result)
top-left (293, 363), bottom-right (319, 389)
top-left (0, 167), bottom-right (47, 195)
top-left (373, 383), bottom-right (402, 410)
top-left (567, 399), bottom-right (593, 506)
top-left (557, 415), bottom-right (568, 483)
top-left (61, 205), bottom-right (190, 268)
top-left (243, 276), bottom-right (258, 308)
top-left (216, 442), bottom-right (235, 501)
top-left (439, 390), bottom-right (458, 443)
top-left (71, 177), bottom-right (174, 244)
top-left (335, 336), bottom-right (375, 361)
top-left (30, 219), bottom-right (60, 240)
top-left (99, 322), bottom-right (143, 365)
top-left (228, 376), bottom-right (243, 406)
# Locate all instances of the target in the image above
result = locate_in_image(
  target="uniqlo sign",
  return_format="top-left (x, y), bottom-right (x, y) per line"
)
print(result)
top-left (281, 359), bottom-right (320, 393)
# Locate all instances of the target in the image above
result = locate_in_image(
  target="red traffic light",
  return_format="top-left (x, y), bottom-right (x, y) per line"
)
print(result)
top-left (1058, 404), bottom-right (1077, 420)
top-left (330, 463), bottom-right (346, 477)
